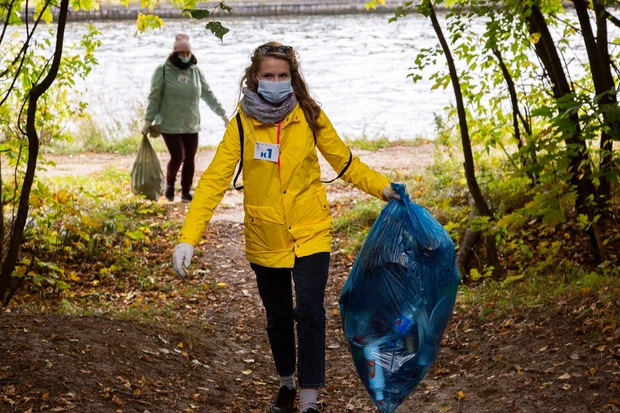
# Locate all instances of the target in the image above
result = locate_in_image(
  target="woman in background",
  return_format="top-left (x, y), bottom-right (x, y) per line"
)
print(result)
top-left (142, 33), bottom-right (229, 202)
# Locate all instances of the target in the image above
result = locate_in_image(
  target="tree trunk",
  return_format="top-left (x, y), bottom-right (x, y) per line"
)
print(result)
top-left (0, 0), bottom-right (70, 305)
top-left (573, 0), bottom-right (618, 203)
top-left (526, 4), bottom-right (607, 263)
top-left (426, 0), bottom-right (502, 276)
top-left (455, 195), bottom-right (481, 277)
top-left (492, 48), bottom-right (537, 184)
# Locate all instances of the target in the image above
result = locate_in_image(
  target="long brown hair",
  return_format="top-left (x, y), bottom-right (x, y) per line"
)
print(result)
top-left (239, 41), bottom-right (323, 132)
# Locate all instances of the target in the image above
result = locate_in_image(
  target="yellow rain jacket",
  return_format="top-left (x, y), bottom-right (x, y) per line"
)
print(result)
top-left (178, 105), bottom-right (390, 268)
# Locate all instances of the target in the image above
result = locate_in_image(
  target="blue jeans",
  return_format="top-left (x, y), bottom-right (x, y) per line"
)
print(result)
top-left (251, 252), bottom-right (330, 388)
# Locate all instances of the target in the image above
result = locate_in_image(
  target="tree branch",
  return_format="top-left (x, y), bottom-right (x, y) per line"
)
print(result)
top-left (0, 0), bottom-right (17, 46)
top-left (605, 10), bottom-right (620, 30)
top-left (0, 0), bottom-right (49, 104)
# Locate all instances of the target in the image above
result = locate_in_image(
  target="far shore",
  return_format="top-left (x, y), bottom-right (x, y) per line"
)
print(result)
top-left (23, 0), bottom-right (411, 22)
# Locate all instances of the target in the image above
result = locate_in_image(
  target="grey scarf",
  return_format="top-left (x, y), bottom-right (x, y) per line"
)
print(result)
top-left (240, 87), bottom-right (297, 124)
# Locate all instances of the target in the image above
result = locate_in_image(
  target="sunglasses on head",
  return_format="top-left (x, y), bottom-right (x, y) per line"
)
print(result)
top-left (258, 45), bottom-right (293, 55)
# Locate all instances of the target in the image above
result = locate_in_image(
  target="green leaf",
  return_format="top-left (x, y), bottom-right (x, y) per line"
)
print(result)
top-left (56, 280), bottom-right (71, 290)
top-left (219, 2), bottom-right (232, 13)
top-left (500, 274), bottom-right (524, 288)
top-left (542, 208), bottom-right (566, 228)
top-left (469, 268), bottom-right (481, 281)
top-left (183, 8), bottom-right (211, 19)
top-left (125, 230), bottom-right (145, 240)
top-left (206, 21), bottom-right (229, 41)
top-left (71, 0), bottom-right (96, 11)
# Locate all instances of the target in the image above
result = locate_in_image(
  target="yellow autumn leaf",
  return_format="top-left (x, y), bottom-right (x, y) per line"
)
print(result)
top-left (440, 405), bottom-right (453, 412)
top-left (529, 32), bottom-right (542, 44)
top-left (67, 271), bottom-right (80, 281)
top-left (178, 342), bottom-right (184, 348)
top-left (365, 0), bottom-right (377, 9)
top-left (135, 13), bottom-right (164, 33)
top-left (57, 190), bottom-right (69, 204)
top-left (457, 390), bottom-right (466, 399)
top-left (217, 282), bottom-right (226, 287)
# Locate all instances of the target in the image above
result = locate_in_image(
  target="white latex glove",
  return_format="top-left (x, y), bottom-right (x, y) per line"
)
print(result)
top-left (141, 120), bottom-right (153, 136)
top-left (173, 242), bottom-right (195, 278)
top-left (221, 114), bottom-right (229, 127)
top-left (383, 184), bottom-right (401, 201)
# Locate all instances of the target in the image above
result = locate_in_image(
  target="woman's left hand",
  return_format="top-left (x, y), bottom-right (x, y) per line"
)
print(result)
top-left (221, 115), bottom-right (229, 127)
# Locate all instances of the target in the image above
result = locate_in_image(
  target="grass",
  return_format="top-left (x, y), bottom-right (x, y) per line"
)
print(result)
top-left (343, 135), bottom-right (430, 151)
top-left (46, 121), bottom-right (218, 155)
top-left (48, 130), bottom-right (169, 155)
top-left (455, 267), bottom-right (620, 332)
top-left (332, 197), bottom-right (383, 253)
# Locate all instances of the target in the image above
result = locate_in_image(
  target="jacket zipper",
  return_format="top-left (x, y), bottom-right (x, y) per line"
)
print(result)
top-left (276, 120), bottom-right (282, 169)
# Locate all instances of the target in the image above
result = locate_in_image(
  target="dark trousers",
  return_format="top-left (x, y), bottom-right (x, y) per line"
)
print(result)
top-left (251, 252), bottom-right (330, 388)
top-left (161, 133), bottom-right (199, 194)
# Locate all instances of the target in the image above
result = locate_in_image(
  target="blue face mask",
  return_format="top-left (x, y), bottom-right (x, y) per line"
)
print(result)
top-left (257, 79), bottom-right (293, 105)
top-left (180, 55), bottom-right (191, 64)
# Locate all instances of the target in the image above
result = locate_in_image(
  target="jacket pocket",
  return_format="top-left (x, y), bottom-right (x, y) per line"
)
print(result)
top-left (293, 189), bottom-right (331, 227)
top-left (245, 205), bottom-right (291, 252)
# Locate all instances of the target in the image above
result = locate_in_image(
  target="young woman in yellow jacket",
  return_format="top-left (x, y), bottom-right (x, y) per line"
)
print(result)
top-left (173, 41), bottom-right (400, 413)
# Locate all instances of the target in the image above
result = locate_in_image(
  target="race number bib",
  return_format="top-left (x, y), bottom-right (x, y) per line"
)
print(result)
top-left (177, 74), bottom-right (189, 84)
top-left (254, 142), bottom-right (279, 163)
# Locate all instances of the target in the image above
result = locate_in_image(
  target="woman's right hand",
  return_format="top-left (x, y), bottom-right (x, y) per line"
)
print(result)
top-left (141, 120), bottom-right (153, 136)
top-left (383, 184), bottom-right (402, 201)
top-left (173, 243), bottom-right (195, 278)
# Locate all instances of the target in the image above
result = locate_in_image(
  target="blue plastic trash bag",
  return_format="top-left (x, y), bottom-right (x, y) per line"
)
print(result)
top-left (339, 183), bottom-right (460, 412)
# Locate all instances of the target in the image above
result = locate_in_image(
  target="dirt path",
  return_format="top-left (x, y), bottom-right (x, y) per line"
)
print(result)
top-left (2, 221), bottom-right (617, 413)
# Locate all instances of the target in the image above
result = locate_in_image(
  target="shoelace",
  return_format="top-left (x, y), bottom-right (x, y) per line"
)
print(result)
top-left (300, 402), bottom-right (317, 412)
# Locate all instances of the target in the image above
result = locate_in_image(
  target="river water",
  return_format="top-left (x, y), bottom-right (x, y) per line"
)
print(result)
top-left (62, 10), bottom-right (605, 146)
top-left (64, 13), bottom-right (462, 146)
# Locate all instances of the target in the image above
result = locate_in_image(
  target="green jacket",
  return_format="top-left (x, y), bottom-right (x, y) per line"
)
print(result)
top-left (145, 60), bottom-right (225, 134)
